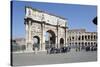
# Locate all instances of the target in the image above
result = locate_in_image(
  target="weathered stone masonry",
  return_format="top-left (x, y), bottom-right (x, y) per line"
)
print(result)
top-left (24, 7), bottom-right (68, 52)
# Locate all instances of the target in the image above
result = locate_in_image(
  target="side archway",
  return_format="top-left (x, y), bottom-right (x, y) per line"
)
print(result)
top-left (60, 38), bottom-right (64, 48)
top-left (33, 36), bottom-right (40, 50)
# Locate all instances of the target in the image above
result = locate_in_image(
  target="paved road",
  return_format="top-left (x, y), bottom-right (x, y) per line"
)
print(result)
top-left (12, 49), bottom-right (97, 66)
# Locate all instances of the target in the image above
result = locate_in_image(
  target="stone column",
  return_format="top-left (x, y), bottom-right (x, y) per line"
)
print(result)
top-left (83, 35), bottom-right (85, 46)
top-left (28, 20), bottom-right (32, 42)
top-left (91, 35), bottom-right (93, 41)
top-left (80, 35), bottom-right (82, 41)
top-left (57, 27), bottom-right (60, 48)
top-left (41, 23), bottom-right (45, 51)
top-left (93, 35), bottom-right (95, 41)
top-left (25, 20), bottom-right (28, 51)
top-left (65, 27), bottom-right (66, 47)
top-left (55, 35), bottom-right (58, 48)
top-left (89, 35), bottom-right (91, 41)
top-left (88, 35), bottom-right (89, 40)
top-left (56, 25), bottom-right (58, 48)
top-left (26, 20), bottom-right (33, 51)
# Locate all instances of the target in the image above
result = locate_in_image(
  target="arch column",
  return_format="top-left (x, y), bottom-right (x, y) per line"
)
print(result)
top-left (55, 36), bottom-right (58, 48)
top-left (25, 20), bottom-right (33, 51)
top-left (65, 27), bottom-right (67, 47)
top-left (56, 24), bottom-right (58, 48)
top-left (25, 20), bottom-right (28, 49)
top-left (89, 35), bottom-right (91, 41)
top-left (41, 23), bottom-right (46, 51)
top-left (65, 22), bottom-right (67, 46)
top-left (58, 27), bottom-right (61, 48)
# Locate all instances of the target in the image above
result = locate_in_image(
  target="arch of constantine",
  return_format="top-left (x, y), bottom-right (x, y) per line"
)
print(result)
top-left (24, 7), bottom-right (68, 51)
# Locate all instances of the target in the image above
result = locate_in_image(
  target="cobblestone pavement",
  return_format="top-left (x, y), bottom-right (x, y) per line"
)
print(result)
top-left (12, 49), bottom-right (97, 66)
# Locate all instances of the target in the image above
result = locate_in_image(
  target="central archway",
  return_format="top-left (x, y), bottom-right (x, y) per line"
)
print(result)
top-left (45, 30), bottom-right (56, 49)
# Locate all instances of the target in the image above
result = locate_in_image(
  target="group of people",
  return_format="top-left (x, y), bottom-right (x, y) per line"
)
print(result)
top-left (75, 45), bottom-right (97, 52)
top-left (85, 45), bottom-right (97, 51)
top-left (47, 44), bottom-right (97, 54)
top-left (47, 46), bottom-right (71, 54)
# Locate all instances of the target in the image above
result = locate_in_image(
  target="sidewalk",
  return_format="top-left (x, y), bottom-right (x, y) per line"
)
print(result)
top-left (12, 50), bottom-right (47, 54)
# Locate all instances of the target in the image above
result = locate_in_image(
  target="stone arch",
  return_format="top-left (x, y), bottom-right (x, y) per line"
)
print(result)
top-left (75, 42), bottom-right (77, 47)
top-left (78, 36), bottom-right (81, 40)
top-left (45, 25), bottom-right (57, 36)
top-left (82, 35), bottom-right (84, 40)
top-left (81, 42), bottom-right (84, 49)
top-left (88, 35), bottom-right (90, 40)
top-left (91, 35), bottom-right (93, 41)
top-left (45, 30), bottom-right (56, 48)
top-left (85, 42), bottom-right (87, 46)
top-left (60, 38), bottom-right (64, 47)
top-left (75, 42), bottom-right (77, 45)
top-left (88, 42), bottom-right (90, 46)
top-left (91, 42), bottom-right (93, 46)
top-left (70, 43), bottom-right (71, 46)
top-left (85, 35), bottom-right (87, 40)
top-left (72, 36), bottom-right (74, 41)
top-left (82, 42), bottom-right (84, 46)
top-left (94, 35), bottom-right (96, 40)
top-left (25, 7), bottom-right (68, 51)
top-left (79, 42), bottom-right (80, 46)
top-left (33, 36), bottom-right (40, 50)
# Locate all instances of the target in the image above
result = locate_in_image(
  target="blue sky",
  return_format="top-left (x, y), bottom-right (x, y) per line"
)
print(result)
top-left (12, 1), bottom-right (97, 38)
